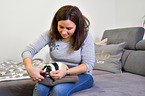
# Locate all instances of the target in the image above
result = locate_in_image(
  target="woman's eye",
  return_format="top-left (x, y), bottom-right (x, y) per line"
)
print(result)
top-left (67, 28), bottom-right (72, 30)
top-left (67, 28), bottom-right (71, 30)
top-left (60, 26), bottom-right (63, 29)
top-left (59, 25), bottom-right (64, 29)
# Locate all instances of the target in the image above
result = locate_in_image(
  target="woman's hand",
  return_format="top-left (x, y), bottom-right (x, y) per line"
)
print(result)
top-left (50, 69), bottom-right (67, 80)
top-left (27, 67), bottom-right (44, 82)
top-left (23, 58), bottom-right (44, 82)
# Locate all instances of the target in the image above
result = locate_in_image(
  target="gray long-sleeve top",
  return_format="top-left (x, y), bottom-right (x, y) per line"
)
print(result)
top-left (21, 31), bottom-right (95, 75)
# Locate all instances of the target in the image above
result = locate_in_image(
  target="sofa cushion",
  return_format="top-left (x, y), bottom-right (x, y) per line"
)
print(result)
top-left (136, 39), bottom-right (145, 50)
top-left (121, 50), bottom-right (132, 68)
top-left (102, 27), bottom-right (144, 50)
top-left (0, 80), bottom-right (35, 96)
top-left (92, 70), bottom-right (111, 75)
top-left (71, 73), bottom-right (145, 96)
top-left (123, 51), bottom-right (145, 76)
top-left (94, 42), bottom-right (125, 73)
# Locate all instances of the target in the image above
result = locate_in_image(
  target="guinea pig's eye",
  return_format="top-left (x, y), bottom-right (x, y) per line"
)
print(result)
top-left (47, 66), bottom-right (51, 69)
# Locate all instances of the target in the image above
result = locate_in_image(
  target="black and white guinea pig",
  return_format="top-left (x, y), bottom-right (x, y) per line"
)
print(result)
top-left (41, 62), bottom-right (68, 77)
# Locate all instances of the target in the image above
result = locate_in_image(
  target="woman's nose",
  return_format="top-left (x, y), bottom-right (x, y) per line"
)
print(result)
top-left (62, 29), bottom-right (67, 34)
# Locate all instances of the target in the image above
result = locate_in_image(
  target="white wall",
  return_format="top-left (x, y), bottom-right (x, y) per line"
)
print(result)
top-left (115, 0), bottom-right (145, 39)
top-left (0, 0), bottom-right (144, 62)
top-left (115, 0), bottom-right (145, 28)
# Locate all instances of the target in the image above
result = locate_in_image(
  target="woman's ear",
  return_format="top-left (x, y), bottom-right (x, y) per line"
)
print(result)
top-left (96, 38), bottom-right (108, 45)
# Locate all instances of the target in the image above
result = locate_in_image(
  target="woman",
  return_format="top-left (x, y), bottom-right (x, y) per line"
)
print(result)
top-left (21, 5), bottom-right (95, 96)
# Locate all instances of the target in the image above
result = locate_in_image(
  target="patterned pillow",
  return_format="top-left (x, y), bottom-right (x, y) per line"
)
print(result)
top-left (94, 42), bottom-right (125, 73)
top-left (0, 59), bottom-right (45, 82)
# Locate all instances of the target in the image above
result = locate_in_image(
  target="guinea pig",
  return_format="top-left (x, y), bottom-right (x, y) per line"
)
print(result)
top-left (41, 62), bottom-right (68, 78)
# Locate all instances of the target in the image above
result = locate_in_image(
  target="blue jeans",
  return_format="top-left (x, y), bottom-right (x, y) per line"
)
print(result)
top-left (33, 74), bottom-right (94, 96)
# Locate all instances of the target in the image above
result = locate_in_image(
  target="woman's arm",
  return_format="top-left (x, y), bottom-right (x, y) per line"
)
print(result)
top-left (22, 31), bottom-right (50, 82)
top-left (68, 64), bottom-right (87, 74)
top-left (80, 31), bottom-right (95, 74)
top-left (21, 31), bottom-right (49, 60)
top-left (23, 58), bottom-right (44, 82)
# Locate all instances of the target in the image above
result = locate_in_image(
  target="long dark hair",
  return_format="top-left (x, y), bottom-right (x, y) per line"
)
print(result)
top-left (50, 5), bottom-right (90, 50)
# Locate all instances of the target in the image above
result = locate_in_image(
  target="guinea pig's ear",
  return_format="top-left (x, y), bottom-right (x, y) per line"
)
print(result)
top-left (46, 66), bottom-right (52, 71)
top-left (47, 66), bottom-right (51, 69)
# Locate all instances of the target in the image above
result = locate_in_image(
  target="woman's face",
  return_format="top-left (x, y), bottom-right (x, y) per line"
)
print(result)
top-left (57, 19), bottom-right (76, 42)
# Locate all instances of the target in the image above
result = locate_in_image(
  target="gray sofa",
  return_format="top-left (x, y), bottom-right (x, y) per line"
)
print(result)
top-left (0, 27), bottom-right (145, 96)
top-left (72, 27), bottom-right (145, 96)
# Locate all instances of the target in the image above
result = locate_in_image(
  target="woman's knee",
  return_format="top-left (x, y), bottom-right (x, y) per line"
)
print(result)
top-left (33, 83), bottom-right (50, 96)
top-left (78, 74), bottom-right (94, 88)
top-left (50, 84), bottom-right (70, 96)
